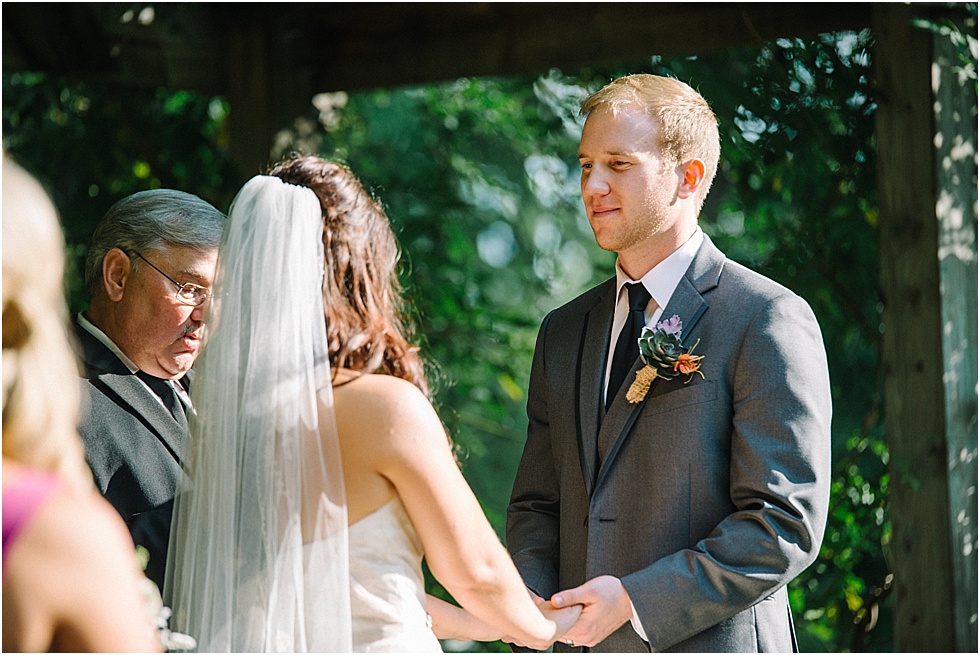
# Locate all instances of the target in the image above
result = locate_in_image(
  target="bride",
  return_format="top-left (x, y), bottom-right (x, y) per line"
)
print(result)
top-left (165, 155), bottom-right (578, 652)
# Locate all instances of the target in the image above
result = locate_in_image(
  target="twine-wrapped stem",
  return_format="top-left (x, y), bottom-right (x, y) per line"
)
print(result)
top-left (626, 365), bottom-right (659, 404)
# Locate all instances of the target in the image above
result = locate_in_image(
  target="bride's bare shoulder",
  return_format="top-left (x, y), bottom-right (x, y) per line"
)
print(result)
top-left (332, 371), bottom-right (448, 461)
top-left (332, 370), bottom-right (436, 427)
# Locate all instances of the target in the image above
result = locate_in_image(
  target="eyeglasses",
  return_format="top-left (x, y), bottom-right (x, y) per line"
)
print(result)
top-left (131, 251), bottom-right (211, 307)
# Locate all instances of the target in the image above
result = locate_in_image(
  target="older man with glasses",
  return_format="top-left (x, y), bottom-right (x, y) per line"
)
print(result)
top-left (74, 189), bottom-right (225, 591)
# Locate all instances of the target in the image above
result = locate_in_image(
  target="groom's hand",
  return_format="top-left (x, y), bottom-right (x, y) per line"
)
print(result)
top-left (550, 575), bottom-right (633, 648)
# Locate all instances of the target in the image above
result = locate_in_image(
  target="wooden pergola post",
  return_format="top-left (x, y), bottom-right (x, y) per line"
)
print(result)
top-left (934, 13), bottom-right (980, 652)
top-left (225, 15), bottom-right (317, 179)
top-left (874, 4), bottom-right (978, 651)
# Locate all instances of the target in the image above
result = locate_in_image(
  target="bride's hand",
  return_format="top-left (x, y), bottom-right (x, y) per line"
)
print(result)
top-left (538, 598), bottom-right (582, 643)
top-left (505, 599), bottom-right (583, 649)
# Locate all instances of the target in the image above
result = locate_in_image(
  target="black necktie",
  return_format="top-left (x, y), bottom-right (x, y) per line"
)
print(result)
top-left (607, 282), bottom-right (652, 410)
top-left (137, 370), bottom-right (188, 429)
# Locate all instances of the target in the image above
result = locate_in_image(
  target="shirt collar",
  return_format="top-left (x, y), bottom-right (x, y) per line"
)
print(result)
top-left (615, 227), bottom-right (704, 312)
top-left (76, 312), bottom-right (139, 373)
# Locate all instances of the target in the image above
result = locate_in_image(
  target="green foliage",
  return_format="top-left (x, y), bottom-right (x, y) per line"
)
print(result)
top-left (4, 28), bottom-right (893, 652)
top-left (798, 431), bottom-right (892, 652)
top-left (913, 3), bottom-right (979, 90)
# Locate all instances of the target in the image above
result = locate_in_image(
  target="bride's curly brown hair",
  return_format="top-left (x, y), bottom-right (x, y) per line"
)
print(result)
top-left (268, 154), bottom-right (429, 397)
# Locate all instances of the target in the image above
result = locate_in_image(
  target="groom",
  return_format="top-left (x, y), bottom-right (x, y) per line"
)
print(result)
top-left (507, 74), bottom-right (831, 652)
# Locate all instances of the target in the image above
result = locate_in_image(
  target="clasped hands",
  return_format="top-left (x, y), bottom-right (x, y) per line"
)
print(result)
top-left (510, 575), bottom-right (634, 650)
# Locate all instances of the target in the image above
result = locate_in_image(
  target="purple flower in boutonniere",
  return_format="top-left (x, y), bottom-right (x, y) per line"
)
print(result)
top-left (657, 314), bottom-right (682, 336)
top-left (625, 314), bottom-right (705, 403)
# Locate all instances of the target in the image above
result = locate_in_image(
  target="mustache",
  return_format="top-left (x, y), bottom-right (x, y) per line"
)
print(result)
top-left (181, 321), bottom-right (205, 338)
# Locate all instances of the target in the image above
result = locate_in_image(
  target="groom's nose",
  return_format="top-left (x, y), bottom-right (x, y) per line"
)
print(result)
top-left (582, 168), bottom-right (611, 198)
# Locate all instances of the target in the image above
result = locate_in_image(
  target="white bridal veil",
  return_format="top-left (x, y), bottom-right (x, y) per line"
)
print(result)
top-left (165, 176), bottom-right (352, 652)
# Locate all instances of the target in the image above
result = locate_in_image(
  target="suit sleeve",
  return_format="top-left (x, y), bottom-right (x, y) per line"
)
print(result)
top-left (507, 310), bottom-right (562, 600)
top-left (622, 292), bottom-right (832, 650)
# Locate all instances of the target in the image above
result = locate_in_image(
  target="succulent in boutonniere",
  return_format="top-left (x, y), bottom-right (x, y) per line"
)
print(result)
top-left (625, 314), bottom-right (705, 403)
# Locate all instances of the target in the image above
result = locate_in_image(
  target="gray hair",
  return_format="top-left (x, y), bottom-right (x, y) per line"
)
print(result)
top-left (84, 189), bottom-right (226, 300)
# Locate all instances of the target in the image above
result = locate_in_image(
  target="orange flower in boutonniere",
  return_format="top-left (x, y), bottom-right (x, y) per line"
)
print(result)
top-left (625, 314), bottom-right (705, 404)
top-left (675, 352), bottom-right (704, 377)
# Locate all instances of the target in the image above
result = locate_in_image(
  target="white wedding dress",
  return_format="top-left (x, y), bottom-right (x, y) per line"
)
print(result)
top-left (348, 497), bottom-right (442, 652)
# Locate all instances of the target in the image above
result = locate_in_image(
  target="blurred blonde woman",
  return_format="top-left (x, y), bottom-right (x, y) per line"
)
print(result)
top-left (2, 155), bottom-right (161, 652)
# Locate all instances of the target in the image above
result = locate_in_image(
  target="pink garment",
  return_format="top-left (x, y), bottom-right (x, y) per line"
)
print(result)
top-left (3, 468), bottom-right (60, 579)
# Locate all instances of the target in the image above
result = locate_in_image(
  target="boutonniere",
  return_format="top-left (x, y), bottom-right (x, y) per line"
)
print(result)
top-left (626, 314), bottom-right (705, 403)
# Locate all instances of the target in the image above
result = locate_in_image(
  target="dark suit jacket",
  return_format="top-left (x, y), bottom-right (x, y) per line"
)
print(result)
top-left (507, 235), bottom-right (831, 652)
top-left (73, 318), bottom-right (186, 591)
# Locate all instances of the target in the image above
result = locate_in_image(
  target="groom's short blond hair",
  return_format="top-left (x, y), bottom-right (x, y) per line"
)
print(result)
top-left (581, 74), bottom-right (721, 212)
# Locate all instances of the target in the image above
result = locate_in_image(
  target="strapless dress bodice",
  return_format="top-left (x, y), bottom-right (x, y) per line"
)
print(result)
top-left (348, 497), bottom-right (441, 652)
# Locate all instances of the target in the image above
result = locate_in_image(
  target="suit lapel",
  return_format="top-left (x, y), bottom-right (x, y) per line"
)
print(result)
top-left (578, 280), bottom-right (615, 498)
top-left (592, 236), bottom-right (724, 494)
top-left (97, 371), bottom-right (186, 462)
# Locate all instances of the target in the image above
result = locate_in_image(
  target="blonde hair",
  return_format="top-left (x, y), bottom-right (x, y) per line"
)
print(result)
top-left (581, 74), bottom-right (721, 211)
top-left (2, 155), bottom-right (93, 492)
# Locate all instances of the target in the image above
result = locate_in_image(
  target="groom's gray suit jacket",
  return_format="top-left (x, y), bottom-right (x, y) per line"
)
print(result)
top-left (507, 235), bottom-right (831, 652)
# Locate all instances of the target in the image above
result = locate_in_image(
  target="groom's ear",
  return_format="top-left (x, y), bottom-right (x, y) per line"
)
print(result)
top-left (676, 159), bottom-right (706, 199)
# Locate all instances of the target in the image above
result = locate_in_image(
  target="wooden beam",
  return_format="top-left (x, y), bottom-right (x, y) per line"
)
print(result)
top-left (3, 3), bottom-right (874, 95)
top-left (271, 2), bottom-right (876, 92)
top-left (874, 3), bottom-right (972, 650)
